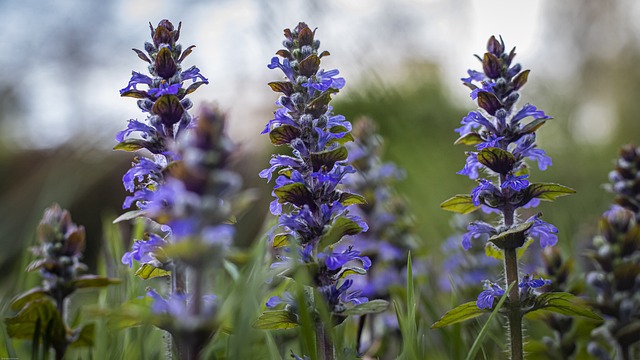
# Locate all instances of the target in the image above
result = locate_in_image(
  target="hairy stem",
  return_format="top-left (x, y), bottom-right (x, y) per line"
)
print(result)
top-left (316, 322), bottom-right (334, 360)
top-left (500, 175), bottom-right (523, 360)
top-left (504, 248), bottom-right (522, 360)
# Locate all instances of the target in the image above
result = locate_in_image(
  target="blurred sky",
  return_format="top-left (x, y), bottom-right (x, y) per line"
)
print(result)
top-left (0, 1), bottom-right (594, 148)
top-left (1, 0), bottom-right (640, 150)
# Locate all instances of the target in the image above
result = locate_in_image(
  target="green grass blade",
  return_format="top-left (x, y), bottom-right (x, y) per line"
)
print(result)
top-left (465, 281), bottom-right (515, 360)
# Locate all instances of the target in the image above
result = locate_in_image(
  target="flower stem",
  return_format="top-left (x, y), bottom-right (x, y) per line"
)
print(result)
top-left (316, 322), bottom-right (334, 360)
top-left (504, 248), bottom-right (523, 360)
top-left (501, 176), bottom-right (523, 360)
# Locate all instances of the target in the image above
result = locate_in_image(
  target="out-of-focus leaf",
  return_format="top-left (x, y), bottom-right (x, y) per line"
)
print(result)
top-left (5, 299), bottom-right (65, 346)
top-left (113, 210), bottom-right (146, 223)
top-left (318, 216), bottom-right (364, 250)
top-left (341, 300), bottom-right (389, 316)
top-left (273, 234), bottom-right (291, 249)
top-left (454, 132), bottom-right (483, 146)
top-left (135, 264), bottom-right (170, 280)
top-left (10, 288), bottom-right (49, 311)
top-left (70, 323), bottom-right (95, 348)
top-left (113, 139), bottom-right (150, 152)
top-left (338, 192), bottom-right (366, 206)
top-left (70, 275), bottom-right (121, 289)
top-left (253, 310), bottom-right (299, 330)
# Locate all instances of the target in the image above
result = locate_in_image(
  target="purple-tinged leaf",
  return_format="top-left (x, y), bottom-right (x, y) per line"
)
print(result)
top-left (477, 91), bottom-right (502, 115)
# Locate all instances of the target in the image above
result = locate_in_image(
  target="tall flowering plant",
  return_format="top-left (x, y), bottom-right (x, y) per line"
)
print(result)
top-left (431, 36), bottom-right (598, 360)
top-left (256, 23), bottom-right (387, 359)
top-left (115, 20), bottom-right (248, 359)
top-left (587, 145), bottom-right (640, 360)
top-left (4, 204), bottom-right (120, 360)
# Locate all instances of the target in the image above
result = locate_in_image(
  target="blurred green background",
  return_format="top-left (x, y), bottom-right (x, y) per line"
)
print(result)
top-left (1, 0), bottom-right (639, 358)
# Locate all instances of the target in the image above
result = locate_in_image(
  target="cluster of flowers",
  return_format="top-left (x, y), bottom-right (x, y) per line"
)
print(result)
top-left (260, 22), bottom-right (371, 318)
top-left (341, 117), bottom-right (421, 353)
top-left (116, 20), bottom-right (243, 358)
top-left (451, 36), bottom-right (564, 308)
top-left (345, 118), bottom-right (417, 311)
top-left (587, 145), bottom-right (640, 359)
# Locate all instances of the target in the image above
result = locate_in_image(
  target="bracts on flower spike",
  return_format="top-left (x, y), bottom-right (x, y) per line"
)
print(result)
top-left (115, 19), bottom-right (208, 216)
top-left (434, 36), bottom-right (600, 360)
top-left (587, 145), bottom-right (640, 360)
top-left (255, 22), bottom-right (388, 360)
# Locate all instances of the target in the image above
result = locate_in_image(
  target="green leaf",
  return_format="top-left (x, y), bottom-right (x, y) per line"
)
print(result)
top-left (253, 310), bottom-right (299, 330)
top-left (70, 275), bottom-right (121, 289)
top-left (5, 299), bottom-right (65, 346)
top-left (488, 222), bottom-right (533, 250)
top-left (336, 266), bottom-right (367, 279)
top-left (113, 210), bottom-right (146, 223)
top-left (272, 233), bottom-right (291, 248)
top-left (341, 300), bottom-right (389, 316)
top-left (527, 292), bottom-right (601, 320)
top-left (332, 131), bottom-right (354, 145)
top-left (113, 139), bottom-right (150, 152)
top-left (310, 146), bottom-right (348, 172)
top-left (440, 195), bottom-right (479, 214)
top-left (524, 183), bottom-right (576, 202)
top-left (431, 302), bottom-right (486, 329)
top-left (274, 182), bottom-right (313, 207)
top-left (10, 288), bottom-right (49, 311)
top-left (338, 192), bottom-right (366, 206)
top-left (70, 323), bottom-right (95, 348)
top-left (269, 125), bottom-right (301, 146)
top-left (454, 132), bottom-right (484, 146)
top-left (477, 147), bottom-right (516, 174)
top-left (135, 264), bottom-right (170, 279)
top-left (318, 216), bottom-right (365, 250)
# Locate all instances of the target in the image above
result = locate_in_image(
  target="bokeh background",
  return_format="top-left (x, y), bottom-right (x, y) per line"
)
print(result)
top-left (1, 0), bottom-right (640, 355)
